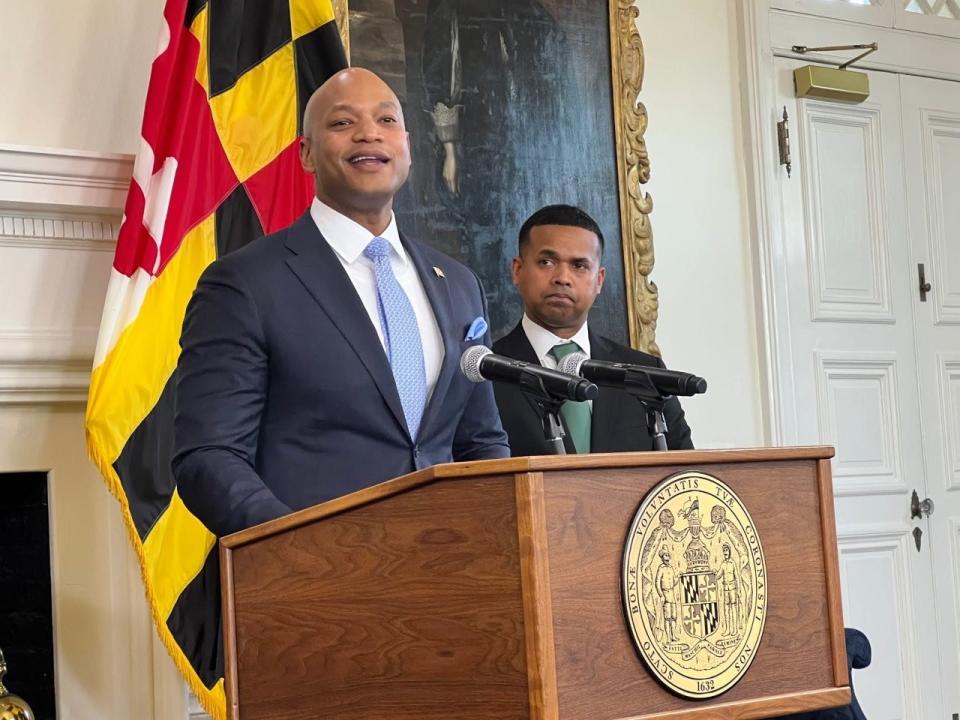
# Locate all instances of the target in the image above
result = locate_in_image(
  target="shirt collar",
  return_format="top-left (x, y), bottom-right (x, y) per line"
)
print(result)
top-left (309, 196), bottom-right (406, 265)
top-left (521, 314), bottom-right (591, 363)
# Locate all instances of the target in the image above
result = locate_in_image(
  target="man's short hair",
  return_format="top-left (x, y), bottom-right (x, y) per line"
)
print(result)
top-left (518, 204), bottom-right (604, 256)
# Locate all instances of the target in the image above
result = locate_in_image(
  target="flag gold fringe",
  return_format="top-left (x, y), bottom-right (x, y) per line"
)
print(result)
top-left (85, 433), bottom-right (227, 720)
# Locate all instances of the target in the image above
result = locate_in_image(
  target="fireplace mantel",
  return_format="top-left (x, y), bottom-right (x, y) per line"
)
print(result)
top-left (0, 145), bottom-right (132, 211)
top-left (0, 144), bottom-right (195, 719)
top-left (0, 145), bottom-right (132, 405)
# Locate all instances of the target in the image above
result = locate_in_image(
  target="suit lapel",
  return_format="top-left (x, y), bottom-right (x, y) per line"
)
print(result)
top-left (401, 232), bottom-right (458, 441)
top-left (498, 323), bottom-right (541, 365)
top-left (590, 331), bottom-right (639, 452)
top-left (500, 324), bottom-right (576, 454)
top-left (283, 213), bottom-right (408, 436)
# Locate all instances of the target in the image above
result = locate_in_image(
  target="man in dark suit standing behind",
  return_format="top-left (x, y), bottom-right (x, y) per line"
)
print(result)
top-left (493, 204), bottom-right (693, 456)
top-left (173, 68), bottom-right (509, 537)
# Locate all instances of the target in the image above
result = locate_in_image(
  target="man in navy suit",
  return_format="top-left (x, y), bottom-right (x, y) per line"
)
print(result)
top-left (173, 68), bottom-right (509, 537)
top-left (492, 204), bottom-right (693, 456)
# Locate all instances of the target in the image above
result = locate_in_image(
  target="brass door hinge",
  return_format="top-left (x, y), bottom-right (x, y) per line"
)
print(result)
top-left (777, 106), bottom-right (791, 178)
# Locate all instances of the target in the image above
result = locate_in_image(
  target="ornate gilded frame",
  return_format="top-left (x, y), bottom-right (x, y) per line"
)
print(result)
top-left (608, 1), bottom-right (657, 355)
top-left (333, 0), bottom-right (658, 354)
top-left (333, 0), bottom-right (350, 59)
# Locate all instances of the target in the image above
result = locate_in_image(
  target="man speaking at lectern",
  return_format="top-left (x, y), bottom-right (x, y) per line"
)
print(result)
top-left (172, 68), bottom-right (509, 538)
top-left (493, 204), bottom-right (694, 456)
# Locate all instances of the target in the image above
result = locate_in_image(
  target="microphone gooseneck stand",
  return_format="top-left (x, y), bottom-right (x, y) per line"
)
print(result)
top-left (643, 398), bottom-right (670, 452)
top-left (515, 372), bottom-right (569, 455)
top-left (618, 369), bottom-right (671, 452)
top-left (555, 352), bottom-right (706, 453)
top-left (518, 364), bottom-right (675, 454)
top-left (539, 396), bottom-right (568, 456)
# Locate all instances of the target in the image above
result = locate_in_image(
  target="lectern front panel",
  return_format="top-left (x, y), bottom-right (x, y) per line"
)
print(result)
top-left (542, 458), bottom-right (837, 719)
top-left (222, 449), bottom-right (847, 720)
top-left (227, 475), bottom-right (528, 720)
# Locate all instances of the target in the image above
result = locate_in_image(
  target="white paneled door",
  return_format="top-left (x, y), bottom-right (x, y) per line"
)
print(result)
top-left (900, 73), bottom-right (960, 718)
top-left (775, 61), bottom-right (960, 719)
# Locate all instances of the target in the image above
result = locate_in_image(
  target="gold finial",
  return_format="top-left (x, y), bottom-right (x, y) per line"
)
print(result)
top-left (0, 648), bottom-right (35, 720)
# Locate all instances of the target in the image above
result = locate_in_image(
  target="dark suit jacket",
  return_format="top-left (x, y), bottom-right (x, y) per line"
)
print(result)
top-left (492, 323), bottom-right (693, 456)
top-left (173, 212), bottom-right (509, 536)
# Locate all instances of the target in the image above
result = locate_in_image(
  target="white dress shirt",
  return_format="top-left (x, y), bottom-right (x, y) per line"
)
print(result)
top-left (521, 313), bottom-right (592, 369)
top-left (310, 197), bottom-right (444, 400)
top-left (521, 314), bottom-right (592, 409)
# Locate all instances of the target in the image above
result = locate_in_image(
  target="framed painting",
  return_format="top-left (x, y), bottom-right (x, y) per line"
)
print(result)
top-left (334, 0), bottom-right (658, 352)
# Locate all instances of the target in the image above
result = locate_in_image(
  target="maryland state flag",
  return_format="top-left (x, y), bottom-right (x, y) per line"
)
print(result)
top-left (84, 1), bottom-right (346, 716)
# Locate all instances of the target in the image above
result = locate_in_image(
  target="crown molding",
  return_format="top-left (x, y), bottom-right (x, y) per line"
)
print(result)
top-left (0, 359), bottom-right (91, 405)
top-left (0, 330), bottom-right (96, 405)
top-left (0, 211), bottom-right (119, 252)
top-left (0, 144), bottom-right (133, 212)
top-left (0, 147), bottom-right (125, 405)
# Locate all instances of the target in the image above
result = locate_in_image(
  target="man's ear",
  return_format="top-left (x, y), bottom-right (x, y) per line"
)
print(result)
top-left (595, 266), bottom-right (606, 294)
top-left (511, 255), bottom-right (523, 287)
top-left (299, 137), bottom-right (313, 172)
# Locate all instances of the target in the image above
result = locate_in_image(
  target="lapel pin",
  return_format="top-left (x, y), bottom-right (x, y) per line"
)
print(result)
top-left (433, 266), bottom-right (445, 278)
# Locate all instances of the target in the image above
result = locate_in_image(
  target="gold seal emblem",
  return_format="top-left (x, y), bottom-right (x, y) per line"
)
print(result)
top-left (622, 471), bottom-right (767, 698)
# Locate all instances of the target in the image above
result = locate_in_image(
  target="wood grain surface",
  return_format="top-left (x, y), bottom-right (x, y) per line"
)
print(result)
top-left (222, 449), bottom-right (846, 719)
top-left (222, 448), bottom-right (834, 550)
top-left (817, 458), bottom-right (848, 688)
top-left (516, 472), bottom-right (560, 720)
top-left (229, 475), bottom-right (528, 720)
top-left (541, 459), bottom-right (840, 719)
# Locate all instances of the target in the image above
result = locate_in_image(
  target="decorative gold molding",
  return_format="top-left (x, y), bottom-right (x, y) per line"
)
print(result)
top-left (610, 0), bottom-right (659, 355)
top-left (333, 0), bottom-right (350, 62)
top-left (341, 0), bottom-right (657, 351)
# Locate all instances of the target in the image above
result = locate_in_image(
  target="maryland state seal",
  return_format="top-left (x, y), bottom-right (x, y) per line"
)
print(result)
top-left (622, 471), bottom-right (767, 698)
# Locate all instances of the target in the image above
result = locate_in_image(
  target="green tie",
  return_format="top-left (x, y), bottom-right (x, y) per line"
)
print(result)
top-left (548, 341), bottom-right (592, 454)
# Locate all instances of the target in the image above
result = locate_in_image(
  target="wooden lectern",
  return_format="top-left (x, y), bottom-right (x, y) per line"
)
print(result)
top-left (221, 447), bottom-right (848, 720)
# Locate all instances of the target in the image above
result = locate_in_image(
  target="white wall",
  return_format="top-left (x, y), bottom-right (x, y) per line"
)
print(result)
top-left (0, 0), bottom-right (766, 716)
top-left (634, 0), bottom-right (766, 448)
top-left (0, 0), bottom-right (769, 453)
top-left (0, 2), bottom-right (185, 718)
top-left (0, 164), bottom-right (189, 718)
top-left (0, 0), bottom-right (163, 154)
top-left (0, 407), bottom-right (186, 719)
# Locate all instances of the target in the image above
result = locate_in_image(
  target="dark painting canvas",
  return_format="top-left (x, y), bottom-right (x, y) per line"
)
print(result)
top-left (350, 0), bottom-right (628, 343)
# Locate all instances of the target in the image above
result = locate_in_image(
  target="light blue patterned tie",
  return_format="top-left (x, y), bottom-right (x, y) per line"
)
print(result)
top-left (364, 237), bottom-right (427, 439)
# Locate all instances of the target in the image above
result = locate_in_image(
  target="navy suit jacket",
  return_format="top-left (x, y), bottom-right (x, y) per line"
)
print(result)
top-left (492, 323), bottom-right (693, 456)
top-left (173, 212), bottom-right (509, 536)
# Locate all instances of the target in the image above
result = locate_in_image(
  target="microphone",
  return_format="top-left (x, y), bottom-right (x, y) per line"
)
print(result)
top-left (460, 345), bottom-right (598, 402)
top-left (557, 352), bottom-right (707, 397)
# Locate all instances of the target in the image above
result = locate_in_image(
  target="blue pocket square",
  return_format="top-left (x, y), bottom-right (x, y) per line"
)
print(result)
top-left (464, 316), bottom-right (488, 341)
